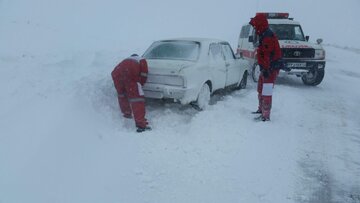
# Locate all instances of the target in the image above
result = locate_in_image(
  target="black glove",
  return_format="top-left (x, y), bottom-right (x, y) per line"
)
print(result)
top-left (262, 69), bottom-right (270, 78)
top-left (271, 60), bottom-right (286, 71)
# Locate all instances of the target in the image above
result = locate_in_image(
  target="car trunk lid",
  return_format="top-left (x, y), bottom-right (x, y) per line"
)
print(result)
top-left (146, 59), bottom-right (195, 75)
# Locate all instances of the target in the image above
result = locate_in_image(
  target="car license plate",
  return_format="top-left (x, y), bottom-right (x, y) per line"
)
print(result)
top-left (144, 90), bottom-right (163, 99)
top-left (287, 62), bottom-right (306, 68)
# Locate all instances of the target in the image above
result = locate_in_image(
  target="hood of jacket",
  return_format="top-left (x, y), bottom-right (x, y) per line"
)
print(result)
top-left (249, 13), bottom-right (269, 35)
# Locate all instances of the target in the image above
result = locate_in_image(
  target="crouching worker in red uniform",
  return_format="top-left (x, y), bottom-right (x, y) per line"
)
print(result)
top-left (111, 54), bottom-right (151, 132)
top-left (249, 14), bottom-right (283, 121)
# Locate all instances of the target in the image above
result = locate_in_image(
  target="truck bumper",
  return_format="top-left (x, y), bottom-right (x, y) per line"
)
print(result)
top-left (284, 60), bottom-right (326, 73)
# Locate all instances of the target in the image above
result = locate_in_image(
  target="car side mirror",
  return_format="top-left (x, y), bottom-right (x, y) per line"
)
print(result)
top-left (235, 52), bottom-right (243, 59)
top-left (305, 36), bottom-right (310, 41)
top-left (316, 38), bottom-right (323, 44)
top-left (248, 36), bottom-right (254, 43)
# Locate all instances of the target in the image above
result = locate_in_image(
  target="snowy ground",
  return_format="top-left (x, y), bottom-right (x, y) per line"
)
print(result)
top-left (0, 44), bottom-right (359, 203)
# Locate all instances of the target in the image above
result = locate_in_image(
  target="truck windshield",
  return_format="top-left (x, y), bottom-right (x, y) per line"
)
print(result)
top-left (143, 41), bottom-right (200, 61)
top-left (269, 24), bottom-right (305, 41)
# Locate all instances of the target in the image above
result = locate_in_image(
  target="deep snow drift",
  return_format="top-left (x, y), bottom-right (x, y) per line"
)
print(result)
top-left (1, 46), bottom-right (359, 203)
top-left (1, 0), bottom-right (360, 203)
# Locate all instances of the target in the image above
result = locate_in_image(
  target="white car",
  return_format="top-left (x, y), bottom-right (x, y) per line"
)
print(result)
top-left (142, 38), bottom-right (249, 109)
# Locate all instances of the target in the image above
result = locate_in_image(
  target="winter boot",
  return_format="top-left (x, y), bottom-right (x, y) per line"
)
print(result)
top-left (123, 114), bottom-right (132, 119)
top-left (136, 126), bottom-right (152, 133)
top-left (254, 115), bottom-right (270, 122)
top-left (251, 109), bottom-right (262, 114)
top-left (261, 116), bottom-right (270, 122)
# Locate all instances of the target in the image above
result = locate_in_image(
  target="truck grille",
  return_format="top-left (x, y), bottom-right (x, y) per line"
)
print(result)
top-left (282, 48), bottom-right (315, 58)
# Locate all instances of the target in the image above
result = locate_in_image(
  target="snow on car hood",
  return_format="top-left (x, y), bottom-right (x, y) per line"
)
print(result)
top-left (279, 40), bottom-right (323, 50)
top-left (146, 59), bottom-right (195, 75)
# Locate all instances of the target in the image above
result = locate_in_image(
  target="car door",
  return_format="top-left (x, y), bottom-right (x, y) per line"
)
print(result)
top-left (221, 43), bottom-right (241, 86)
top-left (208, 43), bottom-right (226, 90)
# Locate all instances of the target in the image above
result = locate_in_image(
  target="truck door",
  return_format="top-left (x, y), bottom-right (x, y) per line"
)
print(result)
top-left (246, 27), bottom-right (258, 66)
top-left (238, 25), bottom-right (251, 57)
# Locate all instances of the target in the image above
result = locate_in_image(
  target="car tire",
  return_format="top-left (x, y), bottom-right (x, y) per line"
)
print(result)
top-left (195, 83), bottom-right (211, 110)
top-left (301, 68), bottom-right (325, 86)
top-left (236, 71), bottom-right (248, 90)
top-left (251, 63), bottom-right (261, 82)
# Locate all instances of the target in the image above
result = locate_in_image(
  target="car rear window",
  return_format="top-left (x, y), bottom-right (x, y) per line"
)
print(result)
top-left (143, 41), bottom-right (200, 61)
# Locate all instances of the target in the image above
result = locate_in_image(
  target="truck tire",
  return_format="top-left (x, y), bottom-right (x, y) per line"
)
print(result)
top-left (301, 68), bottom-right (325, 86)
top-left (251, 63), bottom-right (261, 82)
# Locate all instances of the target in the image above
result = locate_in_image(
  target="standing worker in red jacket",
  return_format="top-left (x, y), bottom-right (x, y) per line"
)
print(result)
top-left (249, 13), bottom-right (283, 121)
top-left (111, 54), bottom-right (151, 132)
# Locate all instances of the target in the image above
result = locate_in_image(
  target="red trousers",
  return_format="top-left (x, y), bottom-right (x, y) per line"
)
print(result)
top-left (257, 70), bottom-right (279, 119)
top-left (115, 80), bottom-right (148, 128)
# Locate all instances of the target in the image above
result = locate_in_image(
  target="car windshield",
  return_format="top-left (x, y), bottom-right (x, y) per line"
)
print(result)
top-left (143, 41), bottom-right (200, 61)
top-left (269, 24), bottom-right (306, 41)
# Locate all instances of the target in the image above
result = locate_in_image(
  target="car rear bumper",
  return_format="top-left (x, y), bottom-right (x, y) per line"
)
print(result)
top-left (143, 83), bottom-right (197, 104)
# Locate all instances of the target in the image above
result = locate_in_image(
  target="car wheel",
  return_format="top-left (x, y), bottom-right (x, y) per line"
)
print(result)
top-left (251, 63), bottom-right (261, 82)
top-left (195, 83), bottom-right (211, 110)
top-left (236, 71), bottom-right (248, 90)
top-left (301, 68), bottom-right (325, 86)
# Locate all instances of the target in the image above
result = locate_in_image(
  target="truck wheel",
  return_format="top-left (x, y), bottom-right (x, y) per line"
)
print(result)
top-left (195, 83), bottom-right (211, 110)
top-left (251, 63), bottom-right (261, 82)
top-left (301, 68), bottom-right (325, 86)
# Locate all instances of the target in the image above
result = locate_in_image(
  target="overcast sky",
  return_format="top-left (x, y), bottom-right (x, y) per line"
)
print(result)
top-left (1, 0), bottom-right (359, 55)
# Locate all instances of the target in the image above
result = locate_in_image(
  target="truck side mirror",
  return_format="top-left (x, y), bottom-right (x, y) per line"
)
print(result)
top-left (248, 36), bottom-right (254, 43)
top-left (316, 38), bottom-right (323, 44)
top-left (239, 52), bottom-right (244, 59)
top-left (305, 36), bottom-right (309, 41)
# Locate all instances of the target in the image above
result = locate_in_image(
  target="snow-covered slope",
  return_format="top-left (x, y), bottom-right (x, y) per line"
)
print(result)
top-left (1, 0), bottom-right (360, 202)
top-left (1, 46), bottom-right (359, 203)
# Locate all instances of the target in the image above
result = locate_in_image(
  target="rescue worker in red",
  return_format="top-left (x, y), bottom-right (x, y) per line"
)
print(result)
top-left (111, 54), bottom-right (151, 132)
top-left (249, 13), bottom-right (283, 121)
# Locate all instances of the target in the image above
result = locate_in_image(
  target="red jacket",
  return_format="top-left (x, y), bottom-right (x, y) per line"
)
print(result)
top-left (111, 56), bottom-right (148, 87)
top-left (250, 14), bottom-right (282, 71)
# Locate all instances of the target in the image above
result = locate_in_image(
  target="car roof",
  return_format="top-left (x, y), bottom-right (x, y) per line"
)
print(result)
top-left (157, 37), bottom-right (225, 44)
top-left (151, 38), bottom-right (231, 61)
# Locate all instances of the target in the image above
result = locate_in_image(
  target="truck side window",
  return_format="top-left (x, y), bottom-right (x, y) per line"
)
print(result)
top-left (294, 26), bottom-right (303, 40)
top-left (240, 25), bottom-right (251, 38)
top-left (251, 28), bottom-right (259, 46)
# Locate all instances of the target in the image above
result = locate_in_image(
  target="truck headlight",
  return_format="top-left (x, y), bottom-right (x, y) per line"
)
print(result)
top-left (314, 49), bottom-right (325, 60)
